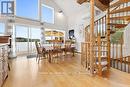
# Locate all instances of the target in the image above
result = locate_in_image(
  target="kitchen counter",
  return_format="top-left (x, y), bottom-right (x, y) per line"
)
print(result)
top-left (0, 44), bottom-right (9, 87)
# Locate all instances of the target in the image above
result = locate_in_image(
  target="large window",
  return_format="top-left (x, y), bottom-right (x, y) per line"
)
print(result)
top-left (16, 0), bottom-right (38, 20)
top-left (0, 23), bottom-right (5, 34)
top-left (15, 25), bottom-right (41, 56)
top-left (42, 4), bottom-right (54, 24)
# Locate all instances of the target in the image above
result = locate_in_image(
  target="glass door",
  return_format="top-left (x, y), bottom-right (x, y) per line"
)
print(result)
top-left (15, 25), bottom-right (29, 56)
top-left (15, 25), bottom-right (42, 57)
top-left (28, 27), bottom-right (41, 55)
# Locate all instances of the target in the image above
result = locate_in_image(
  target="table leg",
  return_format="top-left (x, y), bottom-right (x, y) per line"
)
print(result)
top-left (48, 50), bottom-right (51, 63)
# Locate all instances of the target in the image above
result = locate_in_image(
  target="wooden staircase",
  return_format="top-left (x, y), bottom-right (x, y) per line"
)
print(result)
top-left (109, 0), bottom-right (130, 29)
top-left (79, 0), bottom-right (130, 76)
top-left (77, 0), bottom-right (112, 11)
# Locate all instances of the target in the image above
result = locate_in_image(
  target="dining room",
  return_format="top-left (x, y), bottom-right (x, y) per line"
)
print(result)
top-left (1, 0), bottom-right (130, 87)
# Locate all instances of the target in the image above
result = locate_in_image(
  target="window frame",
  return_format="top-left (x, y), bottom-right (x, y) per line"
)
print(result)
top-left (42, 4), bottom-right (54, 24)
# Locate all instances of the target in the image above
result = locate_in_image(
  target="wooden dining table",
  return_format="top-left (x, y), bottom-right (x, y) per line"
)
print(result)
top-left (42, 45), bottom-right (75, 63)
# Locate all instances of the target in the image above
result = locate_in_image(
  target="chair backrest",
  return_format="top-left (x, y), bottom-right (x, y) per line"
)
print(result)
top-left (53, 40), bottom-right (62, 49)
top-left (35, 41), bottom-right (42, 54)
top-left (65, 41), bottom-right (72, 49)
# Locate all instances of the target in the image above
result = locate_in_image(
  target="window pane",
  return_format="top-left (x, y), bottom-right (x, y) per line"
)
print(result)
top-left (42, 4), bottom-right (54, 24)
top-left (0, 23), bottom-right (5, 34)
top-left (30, 28), bottom-right (41, 53)
top-left (16, 0), bottom-right (38, 20)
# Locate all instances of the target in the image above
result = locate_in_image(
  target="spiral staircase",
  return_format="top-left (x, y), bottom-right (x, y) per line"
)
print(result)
top-left (79, 0), bottom-right (130, 76)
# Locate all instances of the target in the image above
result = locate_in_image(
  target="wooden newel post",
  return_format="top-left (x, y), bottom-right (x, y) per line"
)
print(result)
top-left (90, 0), bottom-right (95, 75)
top-left (107, 5), bottom-right (111, 69)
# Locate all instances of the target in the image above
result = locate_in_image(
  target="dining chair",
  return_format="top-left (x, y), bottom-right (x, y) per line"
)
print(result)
top-left (64, 41), bottom-right (75, 56)
top-left (35, 41), bottom-right (49, 63)
top-left (51, 40), bottom-right (63, 63)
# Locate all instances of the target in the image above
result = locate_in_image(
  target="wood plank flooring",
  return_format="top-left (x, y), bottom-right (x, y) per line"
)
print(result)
top-left (3, 54), bottom-right (130, 87)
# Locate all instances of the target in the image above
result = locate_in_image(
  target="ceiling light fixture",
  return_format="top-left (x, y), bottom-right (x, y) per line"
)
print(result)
top-left (58, 10), bottom-right (63, 17)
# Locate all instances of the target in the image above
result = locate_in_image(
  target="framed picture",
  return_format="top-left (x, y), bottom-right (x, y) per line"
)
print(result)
top-left (69, 30), bottom-right (74, 39)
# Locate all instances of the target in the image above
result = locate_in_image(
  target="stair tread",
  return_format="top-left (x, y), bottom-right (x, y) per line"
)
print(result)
top-left (94, 45), bottom-right (108, 47)
top-left (77, 0), bottom-right (111, 11)
top-left (110, 30), bottom-right (116, 34)
top-left (95, 56), bottom-right (107, 58)
top-left (110, 16), bottom-right (130, 21)
top-left (94, 50), bottom-right (108, 52)
top-left (110, 0), bottom-right (130, 8)
top-left (96, 61), bottom-right (108, 66)
top-left (108, 23), bottom-right (127, 28)
top-left (102, 66), bottom-right (108, 71)
top-left (110, 6), bottom-right (130, 14)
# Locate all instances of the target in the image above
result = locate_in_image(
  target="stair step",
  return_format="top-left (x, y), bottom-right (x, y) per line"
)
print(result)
top-left (108, 23), bottom-right (127, 28)
top-left (102, 66), bottom-right (108, 71)
top-left (110, 30), bottom-right (116, 34)
top-left (101, 36), bottom-right (106, 39)
top-left (96, 61), bottom-right (108, 66)
top-left (95, 56), bottom-right (107, 59)
top-left (110, 16), bottom-right (130, 21)
top-left (94, 45), bottom-right (107, 47)
top-left (110, 6), bottom-right (130, 14)
top-left (94, 50), bottom-right (108, 52)
top-left (77, 0), bottom-right (112, 11)
top-left (95, 39), bottom-right (107, 42)
top-left (110, 0), bottom-right (130, 8)
top-left (77, 0), bottom-right (87, 4)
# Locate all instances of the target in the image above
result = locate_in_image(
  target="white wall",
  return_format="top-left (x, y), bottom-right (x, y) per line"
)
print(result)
top-left (68, 7), bottom-right (106, 52)
top-left (42, 0), bottom-right (68, 35)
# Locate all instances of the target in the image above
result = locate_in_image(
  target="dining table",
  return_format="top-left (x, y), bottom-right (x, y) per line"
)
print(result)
top-left (42, 44), bottom-right (75, 63)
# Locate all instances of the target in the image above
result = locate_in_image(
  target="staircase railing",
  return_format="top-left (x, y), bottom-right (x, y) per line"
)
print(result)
top-left (81, 15), bottom-right (108, 76)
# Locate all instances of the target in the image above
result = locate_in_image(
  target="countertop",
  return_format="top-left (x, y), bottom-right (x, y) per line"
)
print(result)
top-left (0, 43), bottom-right (9, 47)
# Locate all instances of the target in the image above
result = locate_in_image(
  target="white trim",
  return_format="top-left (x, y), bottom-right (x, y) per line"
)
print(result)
top-left (42, 4), bottom-right (54, 24)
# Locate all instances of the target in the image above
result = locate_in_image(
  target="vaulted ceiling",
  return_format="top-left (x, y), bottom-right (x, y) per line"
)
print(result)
top-left (53, 0), bottom-right (91, 17)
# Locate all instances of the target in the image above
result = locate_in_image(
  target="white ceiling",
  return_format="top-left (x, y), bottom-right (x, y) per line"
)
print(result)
top-left (53, 0), bottom-right (90, 17)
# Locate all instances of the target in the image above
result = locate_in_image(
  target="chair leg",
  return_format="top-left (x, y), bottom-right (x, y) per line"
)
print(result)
top-left (36, 54), bottom-right (38, 62)
top-left (38, 55), bottom-right (40, 64)
top-left (8, 63), bottom-right (10, 71)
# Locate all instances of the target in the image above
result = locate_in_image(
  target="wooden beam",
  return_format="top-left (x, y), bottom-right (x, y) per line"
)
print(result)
top-left (110, 6), bottom-right (130, 14)
top-left (110, 0), bottom-right (130, 8)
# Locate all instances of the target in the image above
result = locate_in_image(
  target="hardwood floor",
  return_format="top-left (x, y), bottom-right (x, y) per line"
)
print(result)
top-left (3, 54), bottom-right (130, 87)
